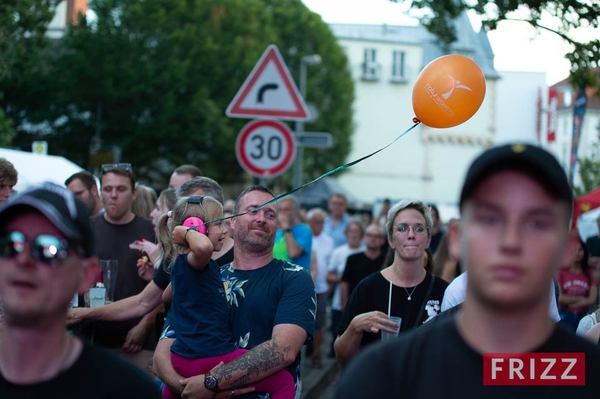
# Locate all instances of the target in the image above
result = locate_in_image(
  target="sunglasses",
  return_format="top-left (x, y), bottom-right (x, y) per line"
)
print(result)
top-left (0, 231), bottom-right (82, 266)
top-left (101, 163), bottom-right (132, 173)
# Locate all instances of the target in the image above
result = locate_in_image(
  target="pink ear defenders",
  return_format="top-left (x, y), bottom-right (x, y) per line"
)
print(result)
top-left (183, 217), bottom-right (207, 235)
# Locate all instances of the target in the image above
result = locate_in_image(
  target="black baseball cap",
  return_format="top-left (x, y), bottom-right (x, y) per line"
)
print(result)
top-left (0, 182), bottom-right (94, 257)
top-left (459, 143), bottom-right (572, 208)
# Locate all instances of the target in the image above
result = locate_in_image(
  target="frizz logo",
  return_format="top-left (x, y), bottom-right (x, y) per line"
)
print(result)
top-left (483, 353), bottom-right (585, 386)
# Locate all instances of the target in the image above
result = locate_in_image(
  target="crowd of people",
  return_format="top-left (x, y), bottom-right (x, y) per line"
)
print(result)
top-left (1, 141), bottom-right (600, 398)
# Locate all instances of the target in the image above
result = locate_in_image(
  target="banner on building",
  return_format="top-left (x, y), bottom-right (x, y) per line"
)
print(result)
top-left (536, 89), bottom-right (542, 143)
top-left (569, 88), bottom-right (588, 183)
top-left (547, 87), bottom-right (558, 143)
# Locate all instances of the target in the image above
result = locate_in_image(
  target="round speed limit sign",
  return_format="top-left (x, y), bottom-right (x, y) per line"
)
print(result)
top-left (235, 119), bottom-right (297, 178)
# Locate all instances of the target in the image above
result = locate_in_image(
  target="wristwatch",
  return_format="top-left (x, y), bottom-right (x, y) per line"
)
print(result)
top-left (284, 228), bottom-right (292, 233)
top-left (204, 374), bottom-right (220, 392)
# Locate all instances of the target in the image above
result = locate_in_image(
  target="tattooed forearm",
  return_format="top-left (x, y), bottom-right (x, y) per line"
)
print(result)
top-left (211, 339), bottom-right (292, 389)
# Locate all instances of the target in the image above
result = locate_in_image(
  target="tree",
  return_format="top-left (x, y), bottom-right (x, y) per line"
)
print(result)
top-left (395, 0), bottom-right (600, 89)
top-left (0, 0), bottom-right (59, 146)
top-left (265, 0), bottom-right (355, 185)
top-left (575, 144), bottom-right (600, 197)
top-left (3, 0), bottom-right (354, 189)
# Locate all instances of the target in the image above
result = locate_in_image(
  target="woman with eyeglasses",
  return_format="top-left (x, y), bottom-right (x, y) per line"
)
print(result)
top-left (334, 199), bottom-right (448, 367)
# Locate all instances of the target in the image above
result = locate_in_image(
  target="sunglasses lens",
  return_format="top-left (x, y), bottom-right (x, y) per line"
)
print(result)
top-left (35, 235), bottom-right (67, 264)
top-left (0, 231), bottom-right (25, 258)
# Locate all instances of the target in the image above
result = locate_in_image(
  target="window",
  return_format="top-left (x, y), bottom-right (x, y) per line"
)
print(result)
top-left (362, 48), bottom-right (379, 81)
top-left (391, 50), bottom-right (406, 82)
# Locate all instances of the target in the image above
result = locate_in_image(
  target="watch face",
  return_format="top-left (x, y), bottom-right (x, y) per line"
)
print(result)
top-left (204, 375), bottom-right (219, 391)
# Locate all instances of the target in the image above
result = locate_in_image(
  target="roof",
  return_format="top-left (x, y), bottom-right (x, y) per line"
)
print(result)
top-left (329, 11), bottom-right (500, 80)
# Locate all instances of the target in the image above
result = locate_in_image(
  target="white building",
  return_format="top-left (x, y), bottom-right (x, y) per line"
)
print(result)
top-left (329, 12), bottom-right (501, 208)
top-left (495, 71), bottom-right (547, 145)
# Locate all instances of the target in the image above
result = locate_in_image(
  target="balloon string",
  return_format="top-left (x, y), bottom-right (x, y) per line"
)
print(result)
top-left (206, 120), bottom-right (421, 223)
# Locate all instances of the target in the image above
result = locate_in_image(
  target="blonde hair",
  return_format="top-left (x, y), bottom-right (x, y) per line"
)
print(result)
top-left (156, 195), bottom-right (223, 273)
top-left (432, 233), bottom-right (451, 277)
top-left (131, 184), bottom-right (157, 218)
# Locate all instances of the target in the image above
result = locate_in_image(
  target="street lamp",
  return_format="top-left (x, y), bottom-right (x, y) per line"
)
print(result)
top-left (293, 54), bottom-right (322, 189)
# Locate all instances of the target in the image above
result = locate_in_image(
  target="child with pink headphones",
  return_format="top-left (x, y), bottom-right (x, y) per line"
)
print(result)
top-left (155, 195), bottom-right (294, 399)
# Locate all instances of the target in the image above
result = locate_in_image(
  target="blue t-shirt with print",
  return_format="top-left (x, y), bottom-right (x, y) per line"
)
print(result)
top-left (169, 254), bottom-right (235, 358)
top-left (220, 259), bottom-right (316, 391)
top-left (273, 223), bottom-right (313, 271)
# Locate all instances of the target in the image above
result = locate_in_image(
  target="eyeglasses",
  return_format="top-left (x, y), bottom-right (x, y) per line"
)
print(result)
top-left (101, 163), bottom-right (132, 173)
top-left (0, 231), bottom-right (82, 266)
top-left (395, 223), bottom-right (427, 235)
top-left (365, 233), bottom-right (384, 239)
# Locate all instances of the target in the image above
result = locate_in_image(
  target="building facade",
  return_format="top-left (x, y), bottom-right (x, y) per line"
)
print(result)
top-left (329, 13), bottom-right (502, 207)
top-left (545, 76), bottom-right (600, 188)
top-left (495, 71), bottom-right (548, 145)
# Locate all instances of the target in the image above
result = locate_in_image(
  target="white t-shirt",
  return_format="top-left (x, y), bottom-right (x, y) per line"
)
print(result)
top-left (312, 232), bottom-right (335, 294)
top-left (328, 243), bottom-right (365, 310)
top-left (441, 272), bottom-right (561, 322)
top-left (577, 312), bottom-right (599, 336)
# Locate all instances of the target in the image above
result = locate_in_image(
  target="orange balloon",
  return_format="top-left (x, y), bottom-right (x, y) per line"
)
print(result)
top-left (412, 55), bottom-right (486, 128)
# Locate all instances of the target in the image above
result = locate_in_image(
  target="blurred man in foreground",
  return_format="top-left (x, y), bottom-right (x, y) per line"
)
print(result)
top-left (0, 183), bottom-right (159, 397)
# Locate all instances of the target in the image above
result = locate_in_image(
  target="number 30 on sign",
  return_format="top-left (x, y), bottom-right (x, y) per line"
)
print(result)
top-left (235, 119), bottom-right (297, 179)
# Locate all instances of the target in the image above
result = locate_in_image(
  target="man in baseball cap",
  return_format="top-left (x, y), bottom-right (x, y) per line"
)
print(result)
top-left (336, 143), bottom-right (600, 399)
top-left (0, 182), bottom-right (160, 397)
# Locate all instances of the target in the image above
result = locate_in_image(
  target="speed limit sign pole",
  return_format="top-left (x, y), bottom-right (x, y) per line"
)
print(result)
top-left (235, 119), bottom-right (297, 185)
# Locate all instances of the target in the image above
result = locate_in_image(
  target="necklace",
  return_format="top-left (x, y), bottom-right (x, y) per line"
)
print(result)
top-left (403, 285), bottom-right (418, 301)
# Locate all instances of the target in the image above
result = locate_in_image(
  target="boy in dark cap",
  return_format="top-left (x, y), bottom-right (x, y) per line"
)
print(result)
top-left (336, 143), bottom-right (600, 398)
top-left (0, 183), bottom-right (159, 398)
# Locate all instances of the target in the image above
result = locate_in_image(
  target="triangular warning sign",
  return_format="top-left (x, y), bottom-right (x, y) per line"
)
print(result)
top-left (226, 45), bottom-right (310, 121)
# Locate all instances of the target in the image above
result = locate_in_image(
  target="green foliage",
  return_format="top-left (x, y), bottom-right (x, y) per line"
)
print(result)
top-left (2, 0), bottom-right (354, 189)
top-left (0, 108), bottom-right (16, 147)
top-left (0, 0), bottom-right (57, 80)
top-left (575, 144), bottom-right (600, 197)
top-left (409, 0), bottom-right (463, 43)
top-left (264, 0), bottom-right (354, 187)
top-left (395, 0), bottom-right (600, 89)
top-left (0, 0), bottom-right (58, 148)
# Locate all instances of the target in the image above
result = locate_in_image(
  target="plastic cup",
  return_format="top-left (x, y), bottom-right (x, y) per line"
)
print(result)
top-left (89, 287), bottom-right (106, 308)
top-left (380, 316), bottom-right (402, 341)
top-left (100, 260), bottom-right (118, 303)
